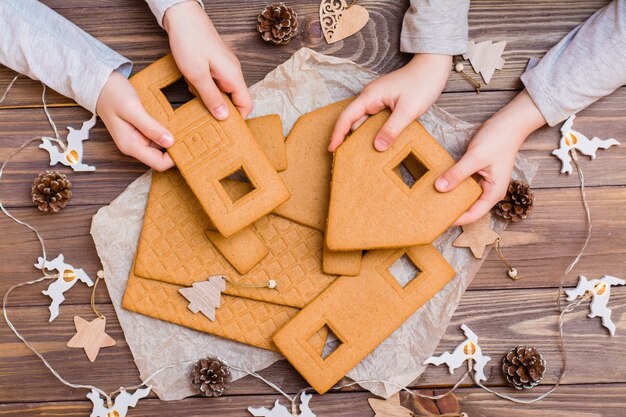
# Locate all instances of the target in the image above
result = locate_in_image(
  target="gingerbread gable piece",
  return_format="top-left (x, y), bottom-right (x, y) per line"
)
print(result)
top-left (130, 54), bottom-right (289, 237)
top-left (326, 110), bottom-right (482, 251)
top-left (273, 244), bottom-right (455, 393)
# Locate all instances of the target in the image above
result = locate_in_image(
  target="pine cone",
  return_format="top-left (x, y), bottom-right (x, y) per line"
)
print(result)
top-left (494, 179), bottom-right (534, 222)
top-left (502, 345), bottom-right (546, 389)
top-left (31, 171), bottom-right (72, 213)
top-left (191, 357), bottom-right (231, 397)
top-left (257, 3), bottom-right (298, 45)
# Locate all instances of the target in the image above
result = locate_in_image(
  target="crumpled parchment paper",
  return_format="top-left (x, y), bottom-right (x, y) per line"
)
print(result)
top-left (91, 48), bottom-right (537, 400)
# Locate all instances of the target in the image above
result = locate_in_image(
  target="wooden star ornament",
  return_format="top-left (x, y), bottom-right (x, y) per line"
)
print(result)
top-left (453, 213), bottom-right (499, 259)
top-left (368, 393), bottom-right (413, 417)
top-left (67, 316), bottom-right (116, 362)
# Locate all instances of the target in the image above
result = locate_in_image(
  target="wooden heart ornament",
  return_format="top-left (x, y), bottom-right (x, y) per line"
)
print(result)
top-left (319, 0), bottom-right (369, 44)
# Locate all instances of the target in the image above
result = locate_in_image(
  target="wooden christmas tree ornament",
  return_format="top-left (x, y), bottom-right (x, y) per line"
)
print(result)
top-left (179, 276), bottom-right (226, 321)
top-left (87, 387), bottom-right (151, 417)
top-left (319, 0), bottom-right (369, 44)
top-left (35, 254), bottom-right (94, 322)
top-left (452, 213), bottom-right (499, 259)
top-left (462, 40), bottom-right (506, 84)
top-left (553, 115), bottom-right (620, 175)
top-left (565, 275), bottom-right (625, 336)
top-left (248, 392), bottom-right (316, 417)
top-left (67, 316), bottom-right (116, 362)
top-left (39, 114), bottom-right (97, 172)
top-left (423, 324), bottom-right (491, 384)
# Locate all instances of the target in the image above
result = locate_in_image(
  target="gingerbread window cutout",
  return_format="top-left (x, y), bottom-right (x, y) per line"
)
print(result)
top-left (386, 253), bottom-right (423, 288)
top-left (306, 322), bottom-right (345, 362)
top-left (384, 145), bottom-right (431, 195)
top-left (160, 77), bottom-right (195, 111)
top-left (219, 166), bottom-right (257, 204)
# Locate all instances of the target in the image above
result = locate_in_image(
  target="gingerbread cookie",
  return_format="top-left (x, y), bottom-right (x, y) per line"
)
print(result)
top-left (326, 110), bottom-right (482, 250)
top-left (130, 54), bottom-right (289, 237)
top-left (322, 245), bottom-right (361, 276)
top-left (274, 98), bottom-right (354, 231)
top-left (134, 170), bottom-right (336, 309)
top-left (273, 244), bottom-right (455, 393)
top-left (246, 114), bottom-right (288, 172)
top-left (122, 262), bottom-right (329, 352)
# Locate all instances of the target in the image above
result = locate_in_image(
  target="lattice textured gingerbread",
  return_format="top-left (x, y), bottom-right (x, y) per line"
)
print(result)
top-left (130, 54), bottom-right (289, 237)
top-left (122, 264), bottom-right (328, 351)
top-left (134, 170), bottom-right (336, 308)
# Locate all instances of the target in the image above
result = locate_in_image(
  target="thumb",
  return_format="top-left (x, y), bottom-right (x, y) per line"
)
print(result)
top-left (435, 154), bottom-right (479, 192)
top-left (373, 107), bottom-right (416, 152)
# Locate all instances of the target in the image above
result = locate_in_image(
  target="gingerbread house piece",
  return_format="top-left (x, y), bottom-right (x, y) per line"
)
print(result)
top-left (274, 98), bottom-right (353, 231)
top-left (326, 110), bottom-right (482, 251)
top-left (273, 244), bottom-right (456, 393)
top-left (130, 55), bottom-right (289, 237)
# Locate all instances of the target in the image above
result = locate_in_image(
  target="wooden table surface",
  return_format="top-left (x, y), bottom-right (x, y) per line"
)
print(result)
top-left (1, 1), bottom-right (625, 416)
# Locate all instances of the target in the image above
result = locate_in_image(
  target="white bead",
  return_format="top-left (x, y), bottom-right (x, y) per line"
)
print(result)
top-left (267, 279), bottom-right (277, 289)
top-left (507, 268), bottom-right (518, 279)
top-left (97, 270), bottom-right (105, 279)
top-left (455, 63), bottom-right (464, 72)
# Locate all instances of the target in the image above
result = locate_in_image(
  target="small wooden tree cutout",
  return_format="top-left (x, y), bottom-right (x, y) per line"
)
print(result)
top-left (553, 115), bottom-right (620, 175)
top-left (453, 213), bottom-right (499, 259)
top-left (423, 324), bottom-right (491, 384)
top-left (39, 114), bottom-right (97, 172)
top-left (566, 275), bottom-right (625, 336)
top-left (319, 0), bottom-right (369, 44)
top-left (248, 392), bottom-right (316, 417)
top-left (87, 386), bottom-right (151, 417)
top-left (35, 254), bottom-right (94, 322)
top-left (462, 40), bottom-right (506, 84)
top-left (179, 276), bottom-right (226, 321)
top-left (67, 316), bottom-right (116, 362)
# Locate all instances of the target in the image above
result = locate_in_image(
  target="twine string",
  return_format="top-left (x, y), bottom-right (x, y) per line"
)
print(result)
top-left (494, 237), bottom-right (522, 280)
top-left (90, 273), bottom-right (105, 319)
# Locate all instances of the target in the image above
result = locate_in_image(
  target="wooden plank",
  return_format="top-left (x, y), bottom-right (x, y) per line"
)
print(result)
top-left (1, 185), bottom-right (624, 304)
top-left (1, 89), bottom-right (625, 210)
top-left (0, 0), bottom-right (613, 107)
top-left (1, 286), bottom-right (624, 403)
top-left (0, 381), bottom-right (624, 416)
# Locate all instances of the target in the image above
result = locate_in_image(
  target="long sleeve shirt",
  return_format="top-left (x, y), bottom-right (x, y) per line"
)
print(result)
top-left (0, 0), bottom-right (200, 113)
top-left (401, 0), bottom-right (626, 126)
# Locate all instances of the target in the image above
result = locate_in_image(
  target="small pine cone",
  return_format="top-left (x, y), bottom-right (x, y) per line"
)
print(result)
top-left (31, 171), bottom-right (72, 213)
top-left (494, 179), bottom-right (535, 222)
top-left (191, 357), bottom-right (231, 397)
top-left (502, 345), bottom-right (546, 390)
top-left (257, 3), bottom-right (298, 45)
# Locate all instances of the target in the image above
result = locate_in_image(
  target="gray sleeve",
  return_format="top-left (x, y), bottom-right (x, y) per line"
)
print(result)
top-left (400, 0), bottom-right (470, 55)
top-left (0, 0), bottom-right (131, 113)
top-left (145, 0), bottom-right (204, 28)
top-left (521, 0), bottom-right (626, 126)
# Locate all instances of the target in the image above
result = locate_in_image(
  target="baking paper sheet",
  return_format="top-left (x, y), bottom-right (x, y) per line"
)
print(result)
top-left (91, 48), bottom-right (537, 400)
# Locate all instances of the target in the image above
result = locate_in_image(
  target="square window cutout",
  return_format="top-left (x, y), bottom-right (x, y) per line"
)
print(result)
top-left (308, 324), bottom-right (343, 360)
top-left (219, 166), bottom-right (256, 203)
top-left (392, 150), bottom-right (429, 189)
top-left (160, 77), bottom-right (195, 110)
top-left (387, 253), bottom-right (422, 288)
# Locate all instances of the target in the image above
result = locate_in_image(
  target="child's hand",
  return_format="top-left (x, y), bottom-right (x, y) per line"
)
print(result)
top-left (164, 1), bottom-right (253, 120)
top-left (97, 71), bottom-right (175, 171)
top-left (435, 90), bottom-right (546, 225)
top-left (328, 53), bottom-right (451, 152)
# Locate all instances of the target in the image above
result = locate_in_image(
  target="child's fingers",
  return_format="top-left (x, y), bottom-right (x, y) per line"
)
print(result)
top-left (110, 118), bottom-right (174, 172)
top-left (373, 104), bottom-right (417, 152)
top-left (217, 75), bottom-right (253, 118)
top-left (328, 99), bottom-right (368, 152)
top-left (122, 105), bottom-right (174, 148)
top-left (124, 139), bottom-right (175, 172)
top-left (453, 181), bottom-right (505, 226)
top-left (435, 154), bottom-right (480, 193)
top-left (189, 74), bottom-right (229, 120)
